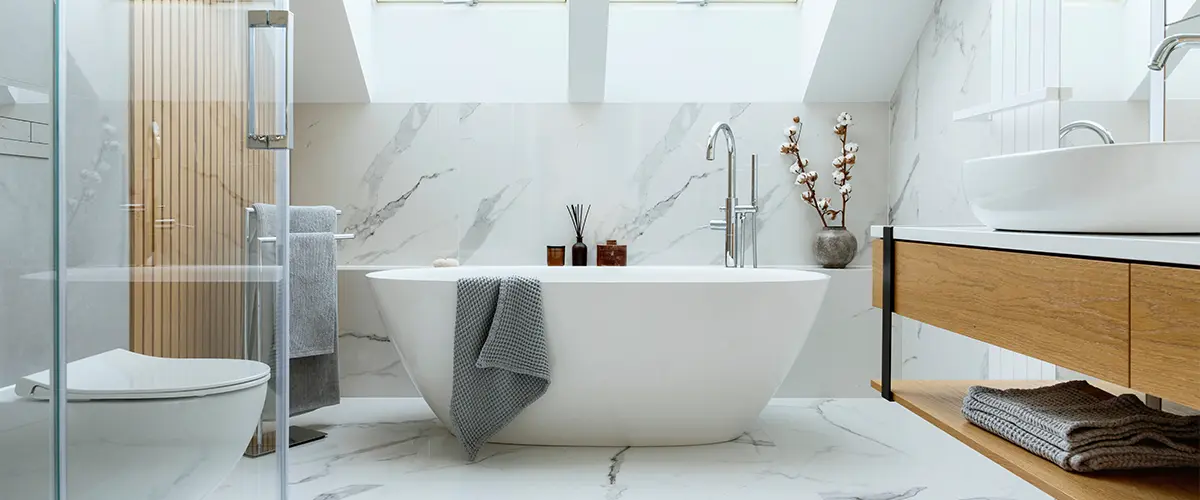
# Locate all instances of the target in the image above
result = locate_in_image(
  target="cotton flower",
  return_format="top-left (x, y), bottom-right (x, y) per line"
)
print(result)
top-left (806, 171), bottom-right (818, 182)
top-left (83, 188), bottom-right (96, 198)
top-left (795, 174), bottom-right (808, 186)
top-left (801, 190), bottom-right (815, 201)
top-left (833, 156), bottom-right (845, 167)
top-left (840, 184), bottom-right (853, 196)
top-left (816, 197), bottom-right (831, 210)
top-left (789, 163), bottom-right (802, 175)
top-left (79, 169), bottom-right (102, 183)
top-left (792, 116), bottom-right (801, 124)
top-left (800, 157), bottom-right (810, 167)
top-left (844, 142), bottom-right (859, 153)
top-left (844, 153), bottom-right (856, 165)
top-left (837, 112), bottom-right (853, 126)
top-left (832, 170), bottom-right (846, 183)
top-left (787, 125), bottom-right (798, 136)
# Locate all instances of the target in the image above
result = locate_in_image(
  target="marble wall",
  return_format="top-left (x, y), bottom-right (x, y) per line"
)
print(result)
top-left (887, 0), bottom-right (1000, 381)
top-left (293, 103), bottom-right (888, 267)
top-left (291, 102), bottom-right (891, 397)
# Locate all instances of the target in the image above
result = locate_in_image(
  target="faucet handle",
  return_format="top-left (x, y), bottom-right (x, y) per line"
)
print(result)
top-left (709, 220), bottom-right (727, 230)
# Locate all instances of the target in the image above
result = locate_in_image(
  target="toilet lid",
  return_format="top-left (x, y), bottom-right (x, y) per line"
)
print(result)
top-left (16, 349), bottom-right (271, 401)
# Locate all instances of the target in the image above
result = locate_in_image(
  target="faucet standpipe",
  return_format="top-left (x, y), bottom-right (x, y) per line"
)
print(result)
top-left (705, 122), bottom-right (758, 268)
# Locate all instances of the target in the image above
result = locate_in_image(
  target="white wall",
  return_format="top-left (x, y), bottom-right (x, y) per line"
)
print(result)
top-left (364, 3), bottom-right (810, 102)
top-left (604, 4), bottom-right (805, 102)
top-left (0, 0), bottom-right (52, 92)
top-left (368, 5), bottom-right (569, 102)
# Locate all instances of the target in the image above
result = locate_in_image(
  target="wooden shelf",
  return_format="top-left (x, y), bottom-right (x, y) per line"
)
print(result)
top-left (871, 379), bottom-right (1199, 500)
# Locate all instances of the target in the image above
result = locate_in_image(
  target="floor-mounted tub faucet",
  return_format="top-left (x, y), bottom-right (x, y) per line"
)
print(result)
top-left (705, 122), bottom-right (758, 268)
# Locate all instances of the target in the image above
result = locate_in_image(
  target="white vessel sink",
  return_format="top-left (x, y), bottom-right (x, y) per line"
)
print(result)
top-left (963, 141), bottom-right (1200, 234)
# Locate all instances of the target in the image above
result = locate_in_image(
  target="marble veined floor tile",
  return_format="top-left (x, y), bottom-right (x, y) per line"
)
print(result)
top-left (210, 398), bottom-right (1050, 500)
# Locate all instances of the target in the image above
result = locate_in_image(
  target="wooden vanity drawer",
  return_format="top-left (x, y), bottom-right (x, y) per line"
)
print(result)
top-left (873, 241), bottom-right (1131, 384)
top-left (1131, 264), bottom-right (1200, 409)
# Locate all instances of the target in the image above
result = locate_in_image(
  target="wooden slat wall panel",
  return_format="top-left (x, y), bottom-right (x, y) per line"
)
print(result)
top-left (130, 0), bottom-right (275, 360)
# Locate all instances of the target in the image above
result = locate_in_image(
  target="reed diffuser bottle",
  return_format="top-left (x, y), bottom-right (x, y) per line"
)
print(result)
top-left (567, 204), bottom-right (591, 266)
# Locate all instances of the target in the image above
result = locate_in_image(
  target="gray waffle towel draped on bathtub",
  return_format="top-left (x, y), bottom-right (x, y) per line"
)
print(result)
top-left (450, 276), bottom-right (551, 461)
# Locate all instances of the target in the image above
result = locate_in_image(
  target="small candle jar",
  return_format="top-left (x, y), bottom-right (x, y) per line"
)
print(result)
top-left (546, 246), bottom-right (566, 266)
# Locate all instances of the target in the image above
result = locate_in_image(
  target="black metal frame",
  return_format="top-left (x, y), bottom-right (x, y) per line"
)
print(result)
top-left (881, 226), bottom-right (895, 401)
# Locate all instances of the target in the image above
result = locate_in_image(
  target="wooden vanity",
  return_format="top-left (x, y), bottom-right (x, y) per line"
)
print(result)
top-left (869, 226), bottom-right (1200, 500)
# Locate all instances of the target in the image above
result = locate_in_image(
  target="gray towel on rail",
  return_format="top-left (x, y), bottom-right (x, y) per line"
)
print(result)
top-left (252, 203), bottom-right (339, 358)
top-left (450, 276), bottom-right (550, 461)
top-left (251, 203), bottom-right (338, 236)
top-left (962, 381), bottom-right (1200, 472)
top-left (250, 203), bottom-right (341, 418)
top-left (279, 232), bottom-right (338, 357)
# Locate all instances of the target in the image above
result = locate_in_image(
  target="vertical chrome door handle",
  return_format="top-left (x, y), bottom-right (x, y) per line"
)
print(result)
top-left (247, 10), bottom-right (294, 150)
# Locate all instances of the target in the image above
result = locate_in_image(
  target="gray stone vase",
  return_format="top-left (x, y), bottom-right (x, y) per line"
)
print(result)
top-left (813, 226), bottom-right (857, 269)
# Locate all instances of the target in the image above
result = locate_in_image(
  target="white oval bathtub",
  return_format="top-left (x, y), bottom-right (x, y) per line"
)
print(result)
top-left (367, 266), bottom-right (830, 446)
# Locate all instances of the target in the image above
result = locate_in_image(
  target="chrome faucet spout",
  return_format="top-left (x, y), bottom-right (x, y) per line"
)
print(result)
top-left (1148, 33), bottom-right (1200, 71)
top-left (706, 122), bottom-right (738, 267)
top-left (1059, 120), bottom-right (1115, 145)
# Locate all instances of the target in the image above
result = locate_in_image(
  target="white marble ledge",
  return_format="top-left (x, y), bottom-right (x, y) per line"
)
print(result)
top-left (870, 225), bottom-right (1200, 267)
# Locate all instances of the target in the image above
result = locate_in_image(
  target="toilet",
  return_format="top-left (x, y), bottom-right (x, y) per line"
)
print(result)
top-left (0, 349), bottom-right (269, 500)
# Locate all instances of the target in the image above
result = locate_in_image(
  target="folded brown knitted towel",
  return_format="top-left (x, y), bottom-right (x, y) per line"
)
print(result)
top-left (961, 381), bottom-right (1200, 473)
top-left (966, 382), bottom-right (1200, 452)
top-left (964, 406), bottom-right (1199, 472)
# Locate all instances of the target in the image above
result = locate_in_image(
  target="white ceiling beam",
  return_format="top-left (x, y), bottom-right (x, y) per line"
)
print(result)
top-left (568, 0), bottom-right (610, 103)
top-left (802, 0), bottom-right (935, 103)
top-left (292, 0), bottom-right (372, 103)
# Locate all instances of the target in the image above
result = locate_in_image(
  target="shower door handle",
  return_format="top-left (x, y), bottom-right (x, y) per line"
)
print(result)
top-left (246, 10), bottom-right (294, 150)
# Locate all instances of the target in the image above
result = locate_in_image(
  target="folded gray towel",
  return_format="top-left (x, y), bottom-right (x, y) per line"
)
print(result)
top-left (449, 276), bottom-right (550, 461)
top-left (962, 381), bottom-right (1200, 472)
top-left (964, 406), bottom-right (1200, 472)
top-left (966, 382), bottom-right (1200, 450)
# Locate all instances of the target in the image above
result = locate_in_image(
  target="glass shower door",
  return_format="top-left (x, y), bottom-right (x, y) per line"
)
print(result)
top-left (51, 0), bottom-right (296, 499)
top-left (0, 1), bottom-right (56, 499)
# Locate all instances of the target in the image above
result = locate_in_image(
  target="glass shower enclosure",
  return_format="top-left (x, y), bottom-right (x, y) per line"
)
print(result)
top-left (1, 0), bottom-right (298, 498)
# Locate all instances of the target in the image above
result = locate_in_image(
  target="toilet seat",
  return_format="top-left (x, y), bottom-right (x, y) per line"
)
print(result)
top-left (16, 349), bottom-right (271, 401)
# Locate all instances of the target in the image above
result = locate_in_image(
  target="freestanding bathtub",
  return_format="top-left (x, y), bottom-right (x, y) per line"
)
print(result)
top-left (367, 266), bottom-right (830, 446)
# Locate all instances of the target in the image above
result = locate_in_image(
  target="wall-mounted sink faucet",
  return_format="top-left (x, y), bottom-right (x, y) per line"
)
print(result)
top-left (1148, 33), bottom-right (1200, 71)
top-left (705, 122), bottom-right (758, 268)
top-left (1059, 120), bottom-right (1115, 146)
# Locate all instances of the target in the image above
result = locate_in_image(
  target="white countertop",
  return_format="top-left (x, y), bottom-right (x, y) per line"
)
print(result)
top-left (869, 225), bottom-right (1200, 266)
